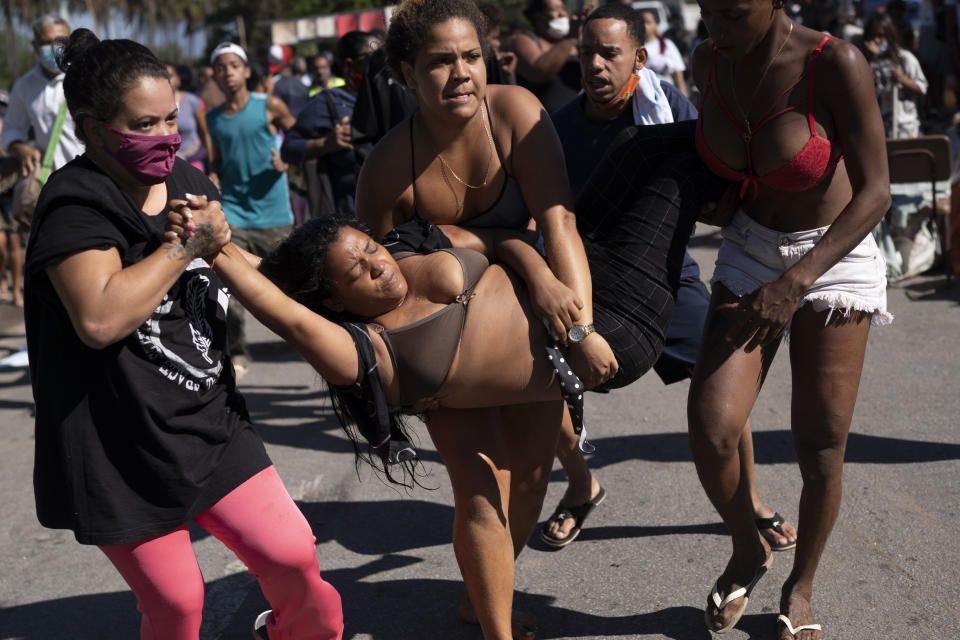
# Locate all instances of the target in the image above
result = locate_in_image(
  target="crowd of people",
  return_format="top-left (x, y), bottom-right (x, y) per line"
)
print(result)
top-left (1, 0), bottom-right (957, 639)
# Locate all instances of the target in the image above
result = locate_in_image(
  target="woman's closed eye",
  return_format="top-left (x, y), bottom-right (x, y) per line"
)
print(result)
top-left (346, 243), bottom-right (381, 281)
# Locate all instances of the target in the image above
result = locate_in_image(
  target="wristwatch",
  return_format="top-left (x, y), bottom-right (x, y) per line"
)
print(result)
top-left (567, 323), bottom-right (596, 343)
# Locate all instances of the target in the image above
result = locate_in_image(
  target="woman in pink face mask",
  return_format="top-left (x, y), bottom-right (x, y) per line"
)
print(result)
top-left (22, 29), bottom-right (344, 640)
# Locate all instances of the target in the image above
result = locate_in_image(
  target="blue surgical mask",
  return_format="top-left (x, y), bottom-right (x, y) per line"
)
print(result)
top-left (37, 44), bottom-right (62, 74)
top-left (877, 41), bottom-right (889, 55)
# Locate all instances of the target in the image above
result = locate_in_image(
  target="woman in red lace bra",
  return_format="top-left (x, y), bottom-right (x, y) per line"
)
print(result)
top-left (688, 1), bottom-right (892, 639)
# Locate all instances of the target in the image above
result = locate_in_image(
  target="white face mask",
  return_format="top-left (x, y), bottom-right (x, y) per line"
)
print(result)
top-left (547, 16), bottom-right (570, 38)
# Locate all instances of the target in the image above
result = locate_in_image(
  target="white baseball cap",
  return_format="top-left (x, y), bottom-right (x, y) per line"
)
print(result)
top-left (210, 42), bottom-right (248, 65)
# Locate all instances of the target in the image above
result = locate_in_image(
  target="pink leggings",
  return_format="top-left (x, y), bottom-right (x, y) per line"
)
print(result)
top-left (99, 466), bottom-right (343, 640)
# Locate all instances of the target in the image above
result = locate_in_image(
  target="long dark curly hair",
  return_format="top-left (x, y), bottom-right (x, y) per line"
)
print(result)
top-left (259, 217), bottom-right (426, 488)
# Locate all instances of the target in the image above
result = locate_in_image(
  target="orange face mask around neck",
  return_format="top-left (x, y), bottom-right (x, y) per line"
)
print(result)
top-left (583, 70), bottom-right (642, 115)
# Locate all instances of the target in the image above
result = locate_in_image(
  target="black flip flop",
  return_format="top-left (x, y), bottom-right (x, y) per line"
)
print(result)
top-left (539, 486), bottom-right (607, 548)
top-left (755, 512), bottom-right (797, 551)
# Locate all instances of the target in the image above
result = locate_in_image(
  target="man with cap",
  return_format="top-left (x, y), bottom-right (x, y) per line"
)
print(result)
top-left (206, 42), bottom-right (297, 379)
top-left (539, 3), bottom-right (798, 555)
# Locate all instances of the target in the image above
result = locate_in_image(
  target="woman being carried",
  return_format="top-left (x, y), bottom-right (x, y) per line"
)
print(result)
top-left (170, 138), bottom-right (712, 635)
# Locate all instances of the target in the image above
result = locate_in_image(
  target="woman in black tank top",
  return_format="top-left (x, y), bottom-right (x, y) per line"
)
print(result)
top-left (356, 4), bottom-right (622, 637)
top-left (350, 2), bottom-right (740, 637)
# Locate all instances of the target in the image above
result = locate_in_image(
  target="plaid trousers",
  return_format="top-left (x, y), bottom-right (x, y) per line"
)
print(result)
top-left (576, 120), bottom-right (726, 390)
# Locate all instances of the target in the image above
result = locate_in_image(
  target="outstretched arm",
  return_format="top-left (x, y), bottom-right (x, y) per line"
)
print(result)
top-left (167, 201), bottom-right (359, 386)
top-left (214, 243), bottom-right (359, 386)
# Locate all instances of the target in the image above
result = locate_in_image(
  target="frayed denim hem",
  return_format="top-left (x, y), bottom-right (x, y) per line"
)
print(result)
top-left (802, 294), bottom-right (894, 327)
top-left (713, 277), bottom-right (895, 338)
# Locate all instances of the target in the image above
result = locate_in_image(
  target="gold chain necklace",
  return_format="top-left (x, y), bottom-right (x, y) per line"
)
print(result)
top-left (430, 103), bottom-right (495, 190)
top-left (731, 20), bottom-right (794, 142)
top-left (439, 156), bottom-right (464, 214)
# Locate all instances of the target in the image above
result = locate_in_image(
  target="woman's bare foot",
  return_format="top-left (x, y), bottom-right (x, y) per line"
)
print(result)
top-left (704, 540), bottom-right (772, 633)
top-left (459, 596), bottom-right (536, 639)
top-left (543, 474), bottom-right (602, 541)
top-left (754, 504), bottom-right (797, 550)
top-left (777, 590), bottom-right (822, 640)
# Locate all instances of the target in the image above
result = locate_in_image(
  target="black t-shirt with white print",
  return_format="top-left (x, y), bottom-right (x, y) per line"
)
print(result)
top-left (24, 156), bottom-right (270, 546)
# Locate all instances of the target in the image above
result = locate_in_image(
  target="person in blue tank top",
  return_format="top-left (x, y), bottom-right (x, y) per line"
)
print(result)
top-left (206, 42), bottom-right (296, 378)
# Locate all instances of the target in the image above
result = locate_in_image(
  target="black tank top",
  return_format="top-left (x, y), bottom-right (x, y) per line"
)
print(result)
top-left (410, 97), bottom-right (530, 231)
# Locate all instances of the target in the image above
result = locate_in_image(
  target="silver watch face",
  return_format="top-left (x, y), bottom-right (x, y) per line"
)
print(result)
top-left (569, 325), bottom-right (588, 342)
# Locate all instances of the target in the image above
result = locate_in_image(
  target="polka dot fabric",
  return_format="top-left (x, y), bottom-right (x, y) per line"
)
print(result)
top-left (545, 340), bottom-right (594, 454)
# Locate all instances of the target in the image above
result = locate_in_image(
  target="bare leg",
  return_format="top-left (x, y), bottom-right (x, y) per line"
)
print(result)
top-left (777, 307), bottom-right (871, 640)
top-left (688, 285), bottom-right (780, 631)
top-left (544, 407), bottom-right (602, 541)
top-left (548, 398), bottom-right (795, 548)
top-left (503, 401), bottom-right (565, 557)
top-left (461, 400), bottom-right (564, 639)
top-left (0, 230), bottom-right (9, 301)
top-left (741, 418), bottom-right (798, 549)
top-left (7, 231), bottom-right (23, 307)
top-left (426, 406), bottom-right (515, 640)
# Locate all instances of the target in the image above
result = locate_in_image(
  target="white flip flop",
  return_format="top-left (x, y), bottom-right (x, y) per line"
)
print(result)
top-left (705, 553), bottom-right (773, 633)
top-left (777, 613), bottom-right (822, 638)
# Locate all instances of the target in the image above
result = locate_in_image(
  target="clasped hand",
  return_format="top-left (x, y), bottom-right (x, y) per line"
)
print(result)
top-left (163, 193), bottom-right (231, 261)
top-left (724, 277), bottom-right (803, 352)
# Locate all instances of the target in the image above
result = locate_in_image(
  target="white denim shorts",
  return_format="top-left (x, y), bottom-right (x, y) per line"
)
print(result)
top-left (712, 210), bottom-right (893, 327)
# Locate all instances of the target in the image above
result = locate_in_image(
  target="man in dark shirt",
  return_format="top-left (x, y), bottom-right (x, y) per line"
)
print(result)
top-left (541, 3), bottom-right (798, 555)
top-left (281, 31), bottom-right (380, 217)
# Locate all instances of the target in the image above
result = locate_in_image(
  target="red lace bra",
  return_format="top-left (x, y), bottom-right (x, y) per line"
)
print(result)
top-left (695, 35), bottom-right (843, 199)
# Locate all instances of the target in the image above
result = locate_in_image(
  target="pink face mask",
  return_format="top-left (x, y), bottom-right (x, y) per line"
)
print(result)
top-left (101, 122), bottom-right (181, 185)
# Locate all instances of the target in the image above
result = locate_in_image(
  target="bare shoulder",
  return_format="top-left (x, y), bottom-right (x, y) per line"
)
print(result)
top-left (512, 29), bottom-right (540, 52)
top-left (265, 94), bottom-right (290, 114)
top-left (486, 84), bottom-right (546, 132)
top-left (815, 36), bottom-right (871, 93)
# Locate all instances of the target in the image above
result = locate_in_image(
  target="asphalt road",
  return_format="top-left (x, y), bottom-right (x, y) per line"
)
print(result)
top-left (1, 228), bottom-right (958, 640)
